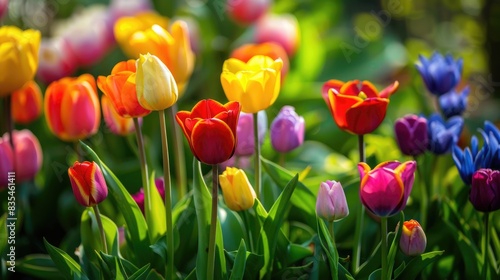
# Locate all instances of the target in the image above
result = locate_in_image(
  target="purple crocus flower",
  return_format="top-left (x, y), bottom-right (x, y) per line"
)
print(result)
top-left (394, 114), bottom-right (428, 156)
top-left (426, 113), bottom-right (464, 155)
top-left (415, 52), bottom-right (463, 96)
top-left (438, 86), bottom-right (470, 118)
top-left (270, 106), bottom-right (305, 153)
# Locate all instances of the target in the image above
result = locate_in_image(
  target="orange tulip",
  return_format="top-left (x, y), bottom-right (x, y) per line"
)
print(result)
top-left (44, 74), bottom-right (101, 141)
top-left (97, 60), bottom-right (151, 118)
top-left (11, 80), bottom-right (43, 124)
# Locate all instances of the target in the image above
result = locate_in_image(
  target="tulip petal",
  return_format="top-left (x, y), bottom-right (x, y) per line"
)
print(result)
top-left (340, 80), bottom-right (361, 96)
top-left (322, 80), bottom-right (344, 101)
top-left (379, 81), bottom-right (399, 98)
top-left (190, 118), bottom-right (236, 164)
top-left (360, 81), bottom-right (379, 98)
top-left (360, 167), bottom-right (404, 216)
top-left (345, 98), bottom-right (389, 135)
top-left (328, 89), bottom-right (362, 130)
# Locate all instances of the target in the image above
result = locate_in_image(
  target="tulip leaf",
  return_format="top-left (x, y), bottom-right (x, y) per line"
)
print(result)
top-left (127, 264), bottom-right (151, 280)
top-left (443, 220), bottom-right (481, 278)
top-left (192, 159), bottom-right (226, 280)
top-left (257, 173), bottom-right (298, 278)
top-left (395, 251), bottom-right (444, 280)
top-left (286, 243), bottom-right (314, 265)
top-left (80, 141), bottom-right (151, 266)
top-left (368, 268), bottom-right (382, 280)
top-left (43, 239), bottom-right (88, 280)
top-left (144, 172), bottom-right (167, 244)
top-left (15, 254), bottom-right (64, 279)
top-left (261, 157), bottom-right (316, 228)
top-left (229, 240), bottom-right (247, 280)
top-left (317, 219), bottom-right (338, 280)
top-left (356, 240), bottom-right (382, 278)
top-left (387, 212), bottom-right (404, 279)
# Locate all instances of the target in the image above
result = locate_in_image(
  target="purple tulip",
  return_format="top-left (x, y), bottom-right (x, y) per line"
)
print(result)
top-left (394, 114), bottom-right (428, 156)
top-left (234, 111), bottom-right (267, 157)
top-left (316, 180), bottom-right (349, 222)
top-left (358, 161), bottom-right (416, 217)
top-left (270, 106), bottom-right (305, 153)
top-left (131, 177), bottom-right (166, 212)
top-left (399, 220), bottom-right (427, 256)
top-left (415, 52), bottom-right (463, 96)
top-left (470, 169), bottom-right (500, 212)
top-left (438, 86), bottom-right (470, 118)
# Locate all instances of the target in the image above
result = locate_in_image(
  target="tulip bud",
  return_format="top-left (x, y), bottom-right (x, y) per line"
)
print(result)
top-left (394, 114), bottom-right (428, 156)
top-left (415, 52), bottom-right (463, 96)
top-left (235, 111), bottom-right (267, 157)
top-left (399, 220), bottom-right (427, 256)
top-left (426, 113), bottom-right (464, 155)
top-left (219, 167), bottom-right (256, 211)
top-left (438, 86), bottom-right (470, 119)
top-left (316, 180), bottom-right (349, 222)
top-left (136, 53), bottom-right (178, 111)
top-left (470, 169), bottom-right (500, 212)
top-left (68, 161), bottom-right (108, 207)
top-left (11, 81), bottom-right (43, 124)
top-left (270, 106), bottom-right (305, 153)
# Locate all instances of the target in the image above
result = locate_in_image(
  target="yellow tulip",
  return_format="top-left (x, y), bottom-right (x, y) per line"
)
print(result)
top-left (219, 167), bottom-right (256, 211)
top-left (220, 55), bottom-right (283, 113)
top-left (114, 12), bottom-right (194, 95)
top-left (0, 26), bottom-right (41, 96)
top-left (136, 53), bottom-right (178, 111)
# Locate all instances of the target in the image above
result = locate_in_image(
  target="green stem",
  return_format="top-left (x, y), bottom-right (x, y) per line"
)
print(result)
top-left (328, 221), bottom-right (336, 248)
top-left (381, 217), bottom-right (388, 280)
top-left (75, 141), bottom-right (84, 162)
top-left (168, 104), bottom-right (187, 202)
top-left (482, 212), bottom-right (491, 279)
top-left (92, 205), bottom-right (108, 254)
top-left (352, 134), bottom-right (365, 274)
top-left (414, 155), bottom-right (428, 229)
top-left (133, 118), bottom-right (151, 228)
top-left (241, 210), bottom-right (254, 252)
top-left (253, 112), bottom-right (261, 200)
top-left (278, 152), bottom-right (286, 167)
top-left (207, 165), bottom-right (219, 280)
top-left (159, 110), bottom-right (175, 279)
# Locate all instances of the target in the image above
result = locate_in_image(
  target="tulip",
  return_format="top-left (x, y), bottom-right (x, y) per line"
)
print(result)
top-left (0, 0), bottom-right (8, 19)
top-left (36, 37), bottom-right (78, 84)
top-left (176, 99), bottom-right (241, 165)
top-left (44, 74), bottom-right (101, 141)
top-left (11, 81), bottom-right (43, 124)
top-left (68, 161), bottom-right (108, 207)
top-left (230, 42), bottom-right (289, 82)
top-left (98, 60), bottom-right (151, 118)
top-left (221, 55), bottom-right (283, 113)
top-left (438, 86), bottom-right (470, 118)
top-left (0, 130), bottom-right (43, 188)
top-left (322, 79), bottom-right (399, 135)
top-left (358, 161), bottom-right (416, 217)
top-left (394, 114), bottom-right (428, 156)
top-left (136, 53), bottom-right (178, 111)
top-left (219, 167), bottom-right (256, 211)
top-left (101, 95), bottom-right (139, 136)
top-left (226, 0), bottom-right (270, 25)
top-left (270, 106), bottom-right (305, 153)
top-left (255, 13), bottom-right (300, 56)
top-left (234, 111), bottom-right (267, 157)
top-left (415, 52), bottom-right (463, 96)
top-left (316, 180), bottom-right (349, 222)
top-left (469, 169), bottom-right (500, 212)
top-left (399, 220), bottom-right (427, 256)
top-left (0, 26), bottom-right (41, 96)
top-left (426, 113), bottom-right (464, 155)
top-left (131, 177), bottom-right (165, 212)
top-left (114, 14), bottom-right (195, 94)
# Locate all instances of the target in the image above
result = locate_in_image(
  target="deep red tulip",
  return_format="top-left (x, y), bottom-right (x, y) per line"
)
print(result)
top-left (68, 161), bottom-right (108, 207)
top-left (176, 99), bottom-right (241, 165)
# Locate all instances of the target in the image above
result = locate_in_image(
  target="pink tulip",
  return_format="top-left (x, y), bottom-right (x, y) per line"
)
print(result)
top-left (255, 13), bottom-right (300, 56)
top-left (226, 0), bottom-right (270, 25)
top-left (316, 180), bottom-right (349, 222)
top-left (37, 37), bottom-right (78, 85)
top-left (358, 161), bottom-right (416, 217)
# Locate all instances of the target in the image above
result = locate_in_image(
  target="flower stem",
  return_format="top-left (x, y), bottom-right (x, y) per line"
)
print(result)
top-left (159, 110), bottom-right (175, 280)
top-left (352, 134), bottom-right (365, 273)
top-left (482, 212), bottom-right (491, 279)
top-left (133, 118), bottom-right (151, 227)
top-left (92, 205), bottom-right (108, 254)
top-left (381, 217), bottom-right (388, 280)
top-left (414, 155), bottom-right (428, 229)
top-left (168, 104), bottom-right (187, 201)
top-left (207, 165), bottom-right (219, 280)
top-left (328, 221), bottom-right (336, 248)
top-left (74, 141), bottom-right (84, 162)
top-left (253, 112), bottom-right (261, 200)
top-left (278, 152), bottom-right (286, 167)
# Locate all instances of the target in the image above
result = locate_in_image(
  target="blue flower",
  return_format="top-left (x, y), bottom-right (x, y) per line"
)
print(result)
top-left (415, 52), bottom-right (463, 96)
top-left (427, 113), bottom-right (464, 155)
top-left (452, 121), bottom-right (500, 185)
top-left (438, 86), bottom-right (470, 118)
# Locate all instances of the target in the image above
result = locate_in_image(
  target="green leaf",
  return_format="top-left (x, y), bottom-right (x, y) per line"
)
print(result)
top-left (43, 239), bottom-right (88, 279)
top-left (229, 240), bottom-right (247, 280)
top-left (15, 254), bottom-right (64, 279)
top-left (257, 173), bottom-right (298, 278)
top-left (356, 241), bottom-right (382, 278)
top-left (394, 261), bottom-right (406, 278)
top-left (286, 243), bottom-right (314, 265)
top-left (80, 141), bottom-right (151, 266)
top-left (387, 212), bottom-right (404, 279)
top-left (395, 251), bottom-right (444, 280)
top-left (145, 171), bottom-right (166, 243)
top-left (261, 157), bottom-right (316, 229)
top-left (317, 219), bottom-right (338, 280)
top-left (128, 264), bottom-right (151, 280)
top-left (368, 268), bottom-right (382, 280)
top-left (443, 220), bottom-right (481, 278)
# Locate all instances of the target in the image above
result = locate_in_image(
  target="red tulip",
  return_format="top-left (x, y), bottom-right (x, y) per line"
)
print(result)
top-left (322, 79), bottom-right (399, 135)
top-left (11, 80), bottom-right (43, 124)
top-left (176, 99), bottom-right (241, 165)
top-left (68, 161), bottom-right (108, 207)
